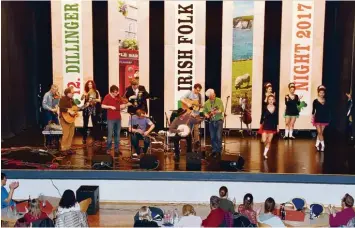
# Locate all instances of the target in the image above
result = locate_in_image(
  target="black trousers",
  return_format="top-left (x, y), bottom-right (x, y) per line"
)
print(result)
top-left (172, 134), bottom-right (192, 156)
top-left (83, 112), bottom-right (100, 141)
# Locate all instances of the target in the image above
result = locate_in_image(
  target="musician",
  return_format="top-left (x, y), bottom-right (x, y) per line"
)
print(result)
top-left (180, 83), bottom-right (203, 144)
top-left (128, 109), bottom-right (155, 157)
top-left (203, 89), bottom-right (224, 157)
top-left (124, 78), bottom-right (149, 114)
top-left (102, 85), bottom-right (129, 155)
top-left (80, 80), bottom-right (101, 144)
top-left (169, 108), bottom-right (201, 161)
top-left (42, 84), bottom-right (60, 125)
top-left (58, 88), bottom-right (77, 152)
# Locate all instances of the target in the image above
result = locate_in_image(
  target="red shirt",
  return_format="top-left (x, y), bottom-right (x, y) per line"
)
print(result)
top-left (202, 208), bottom-right (225, 227)
top-left (24, 211), bottom-right (48, 223)
top-left (238, 204), bottom-right (257, 224)
top-left (102, 94), bottom-right (122, 120)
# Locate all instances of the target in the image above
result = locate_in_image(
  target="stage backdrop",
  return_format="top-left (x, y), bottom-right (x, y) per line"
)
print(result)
top-left (108, 0), bottom-right (150, 127)
top-left (222, 1), bottom-right (265, 129)
top-left (164, 1), bottom-right (206, 127)
top-left (279, 0), bottom-right (325, 130)
top-left (51, 0), bottom-right (93, 127)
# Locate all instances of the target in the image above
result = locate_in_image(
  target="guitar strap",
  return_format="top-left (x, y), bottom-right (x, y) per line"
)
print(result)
top-left (198, 93), bottom-right (202, 105)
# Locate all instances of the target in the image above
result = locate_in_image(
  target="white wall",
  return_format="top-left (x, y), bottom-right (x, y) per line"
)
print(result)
top-left (8, 179), bottom-right (355, 206)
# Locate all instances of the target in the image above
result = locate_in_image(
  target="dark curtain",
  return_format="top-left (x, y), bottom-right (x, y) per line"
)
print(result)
top-left (1, 1), bottom-right (52, 139)
top-left (323, 1), bottom-right (355, 133)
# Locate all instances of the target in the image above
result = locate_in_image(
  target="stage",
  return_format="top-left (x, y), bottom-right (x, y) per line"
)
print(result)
top-left (1, 127), bottom-right (355, 180)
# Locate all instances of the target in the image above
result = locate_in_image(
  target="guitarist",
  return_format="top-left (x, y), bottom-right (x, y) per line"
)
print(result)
top-left (58, 87), bottom-right (77, 152)
top-left (128, 109), bottom-right (155, 157)
top-left (180, 83), bottom-right (203, 145)
top-left (203, 89), bottom-right (224, 157)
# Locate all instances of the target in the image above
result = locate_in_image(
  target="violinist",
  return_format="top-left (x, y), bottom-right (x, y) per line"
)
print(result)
top-left (81, 80), bottom-right (101, 144)
top-left (124, 78), bottom-right (149, 114)
top-left (42, 84), bottom-right (60, 125)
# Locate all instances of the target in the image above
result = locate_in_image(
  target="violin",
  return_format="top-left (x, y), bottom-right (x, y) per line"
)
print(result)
top-left (53, 91), bottom-right (61, 99)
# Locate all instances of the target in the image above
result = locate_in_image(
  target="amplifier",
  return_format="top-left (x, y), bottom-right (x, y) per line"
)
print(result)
top-left (92, 155), bottom-right (113, 170)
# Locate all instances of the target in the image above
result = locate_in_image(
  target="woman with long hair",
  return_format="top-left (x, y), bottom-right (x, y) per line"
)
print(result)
top-left (259, 94), bottom-right (279, 159)
top-left (175, 204), bottom-right (202, 228)
top-left (284, 83), bottom-right (302, 139)
top-left (24, 199), bottom-right (48, 223)
top-left (218, 186), bottom-right (235, 213)
top-left (258, 197), bottom-right (285, 227)
top-left (238, 193), bottom-right (257, 225)
top-left (81, 80), bottom-right (101, 144)
top-left (312, 85), bottom-right (331, 151)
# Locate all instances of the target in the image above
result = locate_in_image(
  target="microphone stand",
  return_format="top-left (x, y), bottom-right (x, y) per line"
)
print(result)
top-left (164, 112), bottom-right (170, 152)
top-left (223, 96), bottom-right (230, 152)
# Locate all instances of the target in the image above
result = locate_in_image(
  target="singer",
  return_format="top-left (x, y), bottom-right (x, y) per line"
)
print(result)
top-left (124, 78), bottom-right (150, 114)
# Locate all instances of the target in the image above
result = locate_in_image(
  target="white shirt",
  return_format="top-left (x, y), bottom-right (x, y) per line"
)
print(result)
top-left (175, 215), bottom-right (202, 228)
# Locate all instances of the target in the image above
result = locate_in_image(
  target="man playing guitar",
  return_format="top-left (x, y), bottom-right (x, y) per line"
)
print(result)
top-left (180, 83), bottom-right (203, 145)
top-left (169, 108), bottom-right (202, 161)
top-left (128, 109), bottom-right (155, 157)
top-left (203, 89), bottom-right (224, 157)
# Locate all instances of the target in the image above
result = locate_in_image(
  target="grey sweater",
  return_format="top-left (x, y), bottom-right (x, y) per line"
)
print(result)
top-left (169, 113), bottom-right (200, 133)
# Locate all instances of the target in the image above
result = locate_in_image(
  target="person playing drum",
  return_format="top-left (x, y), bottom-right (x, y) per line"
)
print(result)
top-left (169, 108), bottom-right (202, 161)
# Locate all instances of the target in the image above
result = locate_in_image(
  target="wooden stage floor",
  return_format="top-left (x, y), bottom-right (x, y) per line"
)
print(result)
top-left (2, 127), bottom-right (355, 175)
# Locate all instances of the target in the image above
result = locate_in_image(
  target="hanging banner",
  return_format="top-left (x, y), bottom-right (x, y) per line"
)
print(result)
top-left (279, 0), bottom-right (325, 129)
top-left (51, 0), bottom-right (93, 126)
top-left (221, 1), bottom-right (265, 129)
top-left (108, 0), bottom-right (149, 127)
top-left (164, 1), bottom-right (206, 126)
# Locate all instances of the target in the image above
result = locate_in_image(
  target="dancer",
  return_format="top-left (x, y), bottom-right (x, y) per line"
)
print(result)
top-left (263, 82), bottom-right (276, 104)
top-left (81, 80), bottom-right (101, 144)
top-left (259, 94), bottom-right (279, 159)
top-left (284, 83), bottom-right (302, 139)
top-left (312, 85), bottom-right (331, 151)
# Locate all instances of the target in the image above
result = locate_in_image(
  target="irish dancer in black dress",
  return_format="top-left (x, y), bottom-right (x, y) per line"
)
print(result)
top-left (312, 85), bottom-right (331, 151)
top-left (263, 82), bottom-right (276, 104)
top-left (284, 83), bottom-right (302, 139)
top-left (259, 94), bottom-right (279, 159)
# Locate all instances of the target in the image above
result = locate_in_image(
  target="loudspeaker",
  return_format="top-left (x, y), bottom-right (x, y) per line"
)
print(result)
top-left (220, 155), bottom-right (244, 171)
top-left (92, 155), bottom-right (113, 170)
top-left (186, 152), bottom-right (202, 171)
top-left (140, 154), bottom-right (159, 169)
top-left (76, 185), bottom-right (99, 215)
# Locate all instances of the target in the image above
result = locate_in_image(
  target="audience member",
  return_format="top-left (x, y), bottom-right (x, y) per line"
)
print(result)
top-left (218, 186), bottom-right (235, 213)
top-left (55, 189), bottom-right (88, 227)
top-left (329, 193), bottom-right (355, 227)
top-left (1, 173), bottom-right (19, 209)
top-left (133, 206), bottom-right (159, 227)
top-left (238, 193), bottom-right (257, 225)
top-left (258, 197), bottom-right (285, 227)
top-left (24, 199), bottom-right (48, 223)
top-left (175, 204), bottom-right (202, 227)
top-left (202, 196), bottom-right (226, 227)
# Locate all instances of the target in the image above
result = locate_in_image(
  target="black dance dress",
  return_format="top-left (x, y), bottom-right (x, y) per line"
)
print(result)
top-left (259, 106), bottom-right (278, 134)
top-left (312, 99), bottom-right (331, 126)
top-left (285, 94), bottom-right (300, 117)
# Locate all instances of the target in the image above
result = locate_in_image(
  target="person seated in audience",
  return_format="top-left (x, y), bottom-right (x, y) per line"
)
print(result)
top-left (218, 186), bottom-right (235, 213)
top-left (258, 197), bottom-right (285, 227)
top-left (1, 173), bottom-right (19, 209)
top-left (24, 199), bottom-right (48, 223)
top-left (202, 196), bottom-right (226, 227)
top-left (175, 204), bottom-right (202, 227)
top-left (329, 193), bottom-right (355, 227)
top-left (55, 189), bottom-right (88, 227)
top-left (133, 206), bottom-right (159, 227)
top-left (347, 217), bottom-right (355, 227)
top-left (238, 193), bottom-right (257, 225)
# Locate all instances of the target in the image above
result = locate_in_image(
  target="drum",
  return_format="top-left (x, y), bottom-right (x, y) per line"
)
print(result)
top-left (177, 124), bottom-right (190, 137)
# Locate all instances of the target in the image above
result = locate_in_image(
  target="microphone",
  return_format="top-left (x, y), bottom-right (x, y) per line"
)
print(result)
top-left (227, 95), bottom-right (230, 98)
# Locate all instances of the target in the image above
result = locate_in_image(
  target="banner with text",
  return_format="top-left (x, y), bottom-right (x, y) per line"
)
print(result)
top-left (222, 1), bottom-right (265, 129)
top-left (279, 0), bottom-right (325, 129)
top-left (108, 0), bottom-right (149, 127)
top-left (164, 1), bottom-right (206, 126)
top-left (51, 0), bottom-right (93, 126)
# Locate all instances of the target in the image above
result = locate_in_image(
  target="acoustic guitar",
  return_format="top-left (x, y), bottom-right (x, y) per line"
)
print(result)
top-left (181, 99), bottom-right (203, 113)
top-left (61, 106), bottom-right (81, 124)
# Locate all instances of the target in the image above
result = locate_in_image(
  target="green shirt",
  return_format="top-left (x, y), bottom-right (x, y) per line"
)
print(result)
top-left (203, 97), bottom-right (224, 121)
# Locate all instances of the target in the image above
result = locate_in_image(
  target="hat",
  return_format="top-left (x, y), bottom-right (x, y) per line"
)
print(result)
top-left (264, 82), bottom-right (272, 89)
top-left (205, 88), bottom-right (215, 97)
top-left (317, 85), bottom-right (326, 91)
top-left (176, 108), bottom-right (187, 116)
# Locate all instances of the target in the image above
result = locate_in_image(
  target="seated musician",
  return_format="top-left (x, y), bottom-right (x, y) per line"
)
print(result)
top-left (169, 108), bottom-right (202, 161)
top-left (128, 109), bottom-right (155, 157)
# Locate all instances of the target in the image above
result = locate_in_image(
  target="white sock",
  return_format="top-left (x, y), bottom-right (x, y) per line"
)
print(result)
top-left (289, 130), bottom-right (293, 137)
top-left (321, 141), bottom-right (325, 147)
top-left (285, 129), bottom-right (289, 137)
top-left (263, 147), bottom-right (269, 157)
top-left (315, 138), bottom-right (320, 146)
